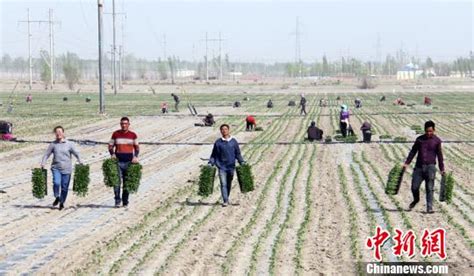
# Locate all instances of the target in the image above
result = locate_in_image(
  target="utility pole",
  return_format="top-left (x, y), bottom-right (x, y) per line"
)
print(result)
top-left (18, 9), bottom-right (46, 90)
top-left (291, 17), bottom-right (302, 79)
top-left (219, 32), bottom-right (223, 81)
top-left (201, 32), bottom-right (225, 82)
top-left (26, 9), bottom-right (32, 90)
top-left (49, 9), bottom-right (55, 89)
top-left (112, 0), bottom-right (117, 94)
top-left (162, 34), bottom-right (167, 60)
top-left (118, 45), bottom-right (123, 89)
top-left (19, 9), bottom-right (58, 90)
top-left (205, 32), bottom-right (208, 81)
top-left (376, 33), bottom-right (381, 74)
top-left (98, 0), bottom-right (105, 114)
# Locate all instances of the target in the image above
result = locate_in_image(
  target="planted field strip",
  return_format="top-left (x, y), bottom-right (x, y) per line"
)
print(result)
top-left (337, 165), bottom-right (364, 274)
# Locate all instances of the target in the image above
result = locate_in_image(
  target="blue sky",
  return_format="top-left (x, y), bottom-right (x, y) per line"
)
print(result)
top-left (1, 0), bottom-right (472, 62)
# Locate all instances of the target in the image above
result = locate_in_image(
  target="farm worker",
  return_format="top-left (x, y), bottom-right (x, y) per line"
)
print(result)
top-left (307, 121), bottom-right (323, 141)
top-left (161, 102), bottom-right (168, 114)
top-left (380, 95), bottom-right (386, 102)
top-left (267, 99), bottom-right (273, 108)
top-left (424, 96), bottom-right (432, 106)
top-left (26, 94), bottom-right (32, 103)
top-left (203, 113), bottom-right (215, 127)
top-left (109, 117), bottom-right (140, 208)
top-left (300, 94), bottom-right (307, 115)
top-left (339, 104), bottom-right (350, 137)
top-left (41, 126), bottom-right (82, 210)
top-left (208, 124), bottom-right (245, 207)
top-left (403, 120), bottom-right (445, 214)
top-left (360, 121), bottom-right (372, 142)
top-left (171, 93), bottom-right (180, 112)
top-left (246, 115), bottom-right (256, 131)
top-left (355, 98), bottom-right (362, 108)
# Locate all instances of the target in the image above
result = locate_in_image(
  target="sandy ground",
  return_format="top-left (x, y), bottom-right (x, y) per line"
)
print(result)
top-left (0, 84), bottom-right (473, 275)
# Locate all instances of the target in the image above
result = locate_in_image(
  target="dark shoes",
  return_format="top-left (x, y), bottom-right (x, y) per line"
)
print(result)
top-left (53, 197), bottom-right (60, 207)
top-left (408, 201), bottom-right (418, 210)
top-left (59, 203), bottom-right (64, 211)
top-left (427, 208), bottom-right (435, 214)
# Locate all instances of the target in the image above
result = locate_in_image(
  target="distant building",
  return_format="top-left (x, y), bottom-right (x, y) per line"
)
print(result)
top-left (176, 70), bottom-right (196, 78)
top-left (396, 63), bottom-right (424, 80)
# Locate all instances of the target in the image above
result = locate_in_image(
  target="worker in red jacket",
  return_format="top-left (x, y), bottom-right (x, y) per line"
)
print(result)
top-left (246, 115), bottom-right (256, 131)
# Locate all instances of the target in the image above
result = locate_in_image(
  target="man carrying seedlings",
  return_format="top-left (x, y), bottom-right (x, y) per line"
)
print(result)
top-left (109, 117), bottom-right (140, 208)
top-left (307, 121), bottom-right (323, 141)
top-left (403, 120), bottom-right (445, 214)
top-left (208, 124), bottom-right (245, 207)
top-left (41, 126), bottom-right (82, 210)
top-left (300, 94), bottom-right (307, 115)
top-left (171, 93), bottom-right (180, 112)
top-left (339, 104), bottom-right (350, 137)
top-left (246, 115), bottom-right (256, 131)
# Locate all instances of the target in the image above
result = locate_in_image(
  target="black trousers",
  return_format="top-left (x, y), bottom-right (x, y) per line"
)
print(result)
top-left (246, 122), bottom-right (255, 131)
top-left (340, 122), bottom-right (348, 137)
top-left (362, 130), bottom-right (372, 142)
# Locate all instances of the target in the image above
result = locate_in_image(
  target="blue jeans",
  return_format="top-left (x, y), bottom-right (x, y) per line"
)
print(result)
top-left (114, 161), bottom-right (130, 205)
top-left (218, 170), bottom-right (234, 204)
top-left (52, 169), bottom-right (71, 204)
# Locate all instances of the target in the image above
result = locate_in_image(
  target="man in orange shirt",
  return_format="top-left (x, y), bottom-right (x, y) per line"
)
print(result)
top-left (108, 117), bottom-right (140, 208)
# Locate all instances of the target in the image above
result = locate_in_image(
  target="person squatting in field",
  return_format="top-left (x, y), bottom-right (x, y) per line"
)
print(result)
top-left (307, 121), bottom-right (323, 141)
top-left (403, 120), bottom-right (445, 214)
top-left (208, 124), bottom-right (246, 207)
top-left (109, 117), bottom-right (140, 208)
top-left (246, 115), bottom-right (256, 131)
top-left (41, 126), bottom-right (82, 210)
top-left (339, 104), bottom-right (350, 137)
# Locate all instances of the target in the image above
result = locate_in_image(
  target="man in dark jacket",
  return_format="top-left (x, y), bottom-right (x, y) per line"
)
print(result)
top-left (267, 99), bottom-right (273, 108)
top-left (171, 93), bottom-right (180, 112)
top-left (403, 120), bottom-right (445, 214)
top-left (307, 121), bottom-right (323, 141)
top-left (360, 121), bottom-right (372, 142)
top-left (209, 124), bottom-right (245, 207)
top-left (203, 113), bottom-right (215, 126)
top-left (300, 94), bottom-right (307, 115)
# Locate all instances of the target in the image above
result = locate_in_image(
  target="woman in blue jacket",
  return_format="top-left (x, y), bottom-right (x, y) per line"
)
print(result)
top-left (209, 124), bottom-right (245, 207)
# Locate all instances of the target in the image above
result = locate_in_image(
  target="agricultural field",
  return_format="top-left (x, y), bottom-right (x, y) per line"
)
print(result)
top-left (0, 82), bottom-right (473, 275)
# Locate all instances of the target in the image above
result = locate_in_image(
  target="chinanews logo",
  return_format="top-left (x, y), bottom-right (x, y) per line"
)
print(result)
top-left (365, 226), bottom-right (449, 275)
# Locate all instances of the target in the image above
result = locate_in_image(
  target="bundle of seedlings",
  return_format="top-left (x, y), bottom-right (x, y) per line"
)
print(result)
top-left (32, 168), bottom-right (47, 199)
top-left (73, 164), bottom-right (90, 197)
top-left (393, 136), bottom-right (407, 142)
top-left (379, 134), bottom-right (392, 140)
top-left (198, 165), bottom-right (216, 197)
top-left (334, 135), bottom-right (357, 143)
top-left (385, 164), bottom-right (405, 195)
top-left (439, 172), bottom-right (455, 204)
top-left (254, 126), bottom-right (264, 131)
top-left (324, 136), bottom-right (333, 143)
top-left (288, 100), bottom-right (296, 106)
top-left (410, 125), bottom-right (423, 134)
top-left (124, 163), bottom-right (143, 193)
top-left (102, 158), bottom-right (120, 187)
top-left (236, 163), bottom-right (255, 193)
